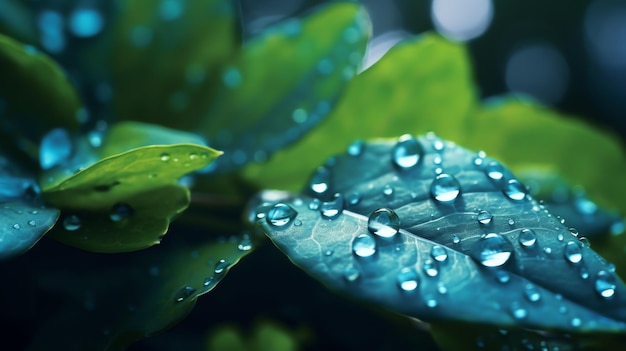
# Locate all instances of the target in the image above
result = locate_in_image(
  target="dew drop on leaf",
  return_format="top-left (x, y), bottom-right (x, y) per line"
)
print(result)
top-left (266, 203), bottom-right (298, 227)
top-left (352, 234), bottom-right (376, 258)
top-left (343, 264), bottom-right (360, 282)
top-left (174, 286), bottom-right (196, 302)
top-left (392, 134), bottom-right (424, 169)
top-left (367, 208), bottom-right (400, 238)
top-left (63, 215), bottom-right (81, 231)
top-left (496, 270), bottom-right (510, 284)
top-left (309, 166), bottom-right (332, 198)
top-left (503, 179), bottom-right (527, 201)
top-left (109, 202), bottom-right (134, 222)
top-left (518, 229), bottom-right (537, 248)
top-left (477, 210), bottom-right (493, 224)
top-left (347, 140), bottom-right (364, 157)
top-left (510, 302), bottom-right (528, 320)
top-left (214, 259), bottom-right (230, 274)
top-left (430, 173), bottom-right (461, 202)
top-left (524, 284), bottom-right (542, 303)
top-left (472, 233), bottom-right (513, 267)
top-left (595, 270), bottom-right (617, 299)
top-left (320, 193), bottom-right (344, 220)
top-left (485, 161), bottom-right (504, 181)
top-left (397, 267), bottom-right (420, 292)
top-left (430, 245), bottom-right (448, 262)
top-left (423, 259), bottom-right (439, 277)
top-left (564, 241), bottom-right (583, 264)
top-left (160, 153), bottom-right (171, 161)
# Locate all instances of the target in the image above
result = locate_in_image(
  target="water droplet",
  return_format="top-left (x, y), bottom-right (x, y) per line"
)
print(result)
top-left (472, 233), bottom-right (513, 267)
top-left (425, 296), bottom-right (438, 308)
top-left (510, 302), bottom-right (528, 319)
top-left (518, 229), bottom-right (537, 247)
top-left (477, 210), bottom-right (493, 224)
top-left (27, 220), bottom-right (36, 227)
top-left (352, 234), bottom-right (376, 258)
top-left (347, 140), bottom-right (364, 156)
top-left (569, 227), bottom-right (579, 237)
top-left (237, 235), bottom-right (253, 251)
top-left (203, 277), bottom-right (214, 287)
top-left (437, 284), bottom-right (448, 294)
top-left (382, 184), bottom-right (394, 198)
top-left (69, 8), bottom-right (104, 38)
top-left (473, 151), bottom-right (486, 166)
top-left (294, 219), bottom-right (302, 226)
top-left (503, 179), bottom-right (527, 201)
top-left (309, 167), bottom-right (331, 197)
top-left (496, 270), bottom-right (510, 284)
top-left (266, 203), bottom-right (298, 227)
top-left (431, 246), bottom-right (448, 262)
top-left (174, 286), bottom-right (196, 302)
top-left (12, 223), bottom-right (20, 230)
top-left (109, 203), bottom-right (134, 222)
top-left (557, 233), bottom-right (564, 241)
top-left (160, 153), bottom-right (171, 161)
top-left (308, 199), bottom-right (320, 210)
top-left (432, 137), bottom-right (445, 151)
top-left (524, 284), bottom-right (542, 302)
top-left (423, 259), bottom-right (439, 277)
top-left (324, 250), bottom-right (333, 256)
top-left (63, 215), bottom-right (81, 231)
top-left (579, 236), bottom-right (591, 247)
top-left (397, 267), bottom-right (420, 292)
top-left (430, 173), bottom-right (461, 202)
top-left (39, 128), bottom-right (72, 170)
top-left (343, 264), bottom-right (360, 282)
top-left (433, 155), bottom-right (442, 165)
top-left (485, 161), bottom-right (504, 180)
top-left (508, 218), bottom-right (515, 226)
top-left (452, 235), bottom-right (461, 244)
top-left (346, 192), bottom-right (361, 206)
top-left (595, 271), bottom-right (617, 298)
top-left (564, 241), bottom-right (583, 264)
top-left (392, 134), bottom-right (424, 169)
top-left (580, 267), bottom-right (589, 279)
top-left (320, 194), bottom-right (344, 219)
top-left (543, 247), bottom-right (553, 255)
top-left (214, 259), bottom-right (230, 274)
top-left (571, 317), bottom-right (582, 328)
top-left (368, 208), bottom-right (400, 238)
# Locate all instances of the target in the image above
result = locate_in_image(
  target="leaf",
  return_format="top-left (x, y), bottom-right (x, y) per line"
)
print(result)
top-left (0, 33), bottom-right (81, 139)
top-left (28, 229), bottom-right (255, 350)
top-left (111, 0), bottom-right (237, 130)
top-left (203, 2), bottom-right (370, 172)
top-left (257, 136), bottom-right (626, 335)
top-left (243, 32), bottom-right (475, 191)
top-left (39, 127), bottom-right (221, 252)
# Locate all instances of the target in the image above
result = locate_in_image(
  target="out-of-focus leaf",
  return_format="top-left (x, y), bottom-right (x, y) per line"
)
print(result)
top-left (204, 2), bottom-right (370, 172)
top-left (29, 230), bottom-right (255, 350)
top-left (244, 33), bottom-right (475, 191)
top-left (0, 33), bottom-right (81, 139)
top-left (257, 136), bottom-right (626, 336)
top-left (111, 0), bottom-right (237, 130)
top-left (206, 320), bottom-right (301, 351)
top-left (39, 126), bottom-right (221, 252)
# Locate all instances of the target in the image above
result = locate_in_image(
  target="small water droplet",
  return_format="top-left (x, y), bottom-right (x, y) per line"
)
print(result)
top-left (423, 259), bottom-right (439, 277)
top-left (452, 235), bottom-right (461, 244)
top-left (472, 233), bottom-right (513, 267)
top-left (486, 162), bottom-right (504, 180)
top-left (496, 270), bottom-right (510, 284)
top-left (343, 264), bottom-right (360, 282)
top-left (430, 173), bottom-right (461, 202)
top-left (430, 246), bottom-right (448, 262)
top-left (473, 151), bottom-right (486, 166)
top-left (397, 267), bottom-right (420, 292)
top-left (524, 284), bottom-right (542, 302)
top-left (571, 317), bottom-right (582, 328)
top-left (503, 179), bottom-right (527, 201)
top-left (518, 229), bottom-right (537, 247)
top-left (347, 140), bottom-right (364, 156)
top-left (237, 235), bottom-right (253, 251)
top-left (347, 192), bottom-right (361, 206)
top-left (320, 194), bottom-right (344, 219)
top-left (12, 223), bottom-right (20, 230)
top-left (382, 184), bottom-right (394, 197)
top-left (109, 203), bottom-right (134, 222)
top-left (425, 296), bottom-right (438, 308)
top-left (294, 219), bottom-right (302, 226)
top-left (392, 134), bottom-right (424, 169)
top-left (564, 241), bottom-right (583, 264)
top-left (433, 155), bottom-right (442, 165)
top-left (203, 277), bottom-right (214, 287)
top-left (568, 227), bottom-right (579, 237)
top-left (324, 250), bottom-right (333, 256)
top-left (309, 166), bottom-right (331, 197)
top-left (510, 302), bottom-right (528, 319)
top-left (477, 210), bottom-right (493, 224)
top-left (63, 215), bottom-right (81, 231)
top-left (579, 236), bottom-right (591, 247)
top-left (174, 286), bottom-right (196, 302)
top-left (595, 271), bottom-right (617, 298)
top-left (557, 233), bottom-right (564, 242)
top-left (352, 234), bottom-right (377, 258)
top-left (266, 203), bottom-right (298, 227)
top-left (580, 267), bottom-right (589, 279)
top-left (544, 247), bottom-right (553, 255)
top-left (214, 259), bottom-right (230, 274)
top-left (160, 153), bottom-right (170, 161)
top-left (508, 218), bottom-right (515, 226)
top-left (368, 208), bottom-right (400, 238)
top-left (308, 199), bottom-right (321, 210)
top-left (27, 220), bottom-right (36, 227)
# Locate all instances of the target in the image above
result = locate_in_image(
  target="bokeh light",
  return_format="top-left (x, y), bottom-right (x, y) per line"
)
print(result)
top-left (431, 0), bottom-right (493, 41)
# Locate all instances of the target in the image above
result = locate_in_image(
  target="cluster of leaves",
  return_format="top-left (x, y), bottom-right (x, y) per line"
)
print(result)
top-left (1, 0), bottom-right (625, 350)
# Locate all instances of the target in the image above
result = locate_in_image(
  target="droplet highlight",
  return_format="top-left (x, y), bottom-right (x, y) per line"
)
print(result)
top-left (392, 134), bottom-right (424, 169)
top-left (367, 208), bottom-right (400, 238)
top-left (430, 173), bottom-right (461, 202)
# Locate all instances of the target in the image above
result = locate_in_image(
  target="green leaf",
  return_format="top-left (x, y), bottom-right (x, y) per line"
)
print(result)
top-left (0, 33), bottom-right (81, 139)
top-left (40, 128), bottom-right (221, 252)
top-left (244, 33), bottom-right (475, 191)
top-left (111, 0), bottom-right (237, 130)
top-left (256, 136), bottom-right (626, 335)
top-left (29, 230), bottom-right (255, 350)
top-left (203, 2), bottom-right (370, 172)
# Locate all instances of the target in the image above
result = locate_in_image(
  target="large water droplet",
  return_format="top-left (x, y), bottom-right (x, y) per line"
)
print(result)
top-left (109, 202), bottom-right (133, 222)
top-left (430, 174), bottom-right (461, 202)
top-left (343, 264), bottom-right (360, 282)
top-left (214, 259), bottom-right (230, 274)
top-left (347, 140), bottom-right (364, 156)
top-left (472, 233), bottom-right (513, 267)
top-left (595, 271), bottom-right (617, 299)
top-left (63, 215), bottom-right (81, 231)
top-left (368, 208), bottom-right (400, 238)
top-left (39, 128), bottom-right (72, 170)
top-left (320, 194), bottom-right (344, 220)
top-left (485, 161), bottom-right (504, 180)
top-left (352, 234), bottom-right (376, 258)
top-left (423, 259), bottom-right (439, 277)
top-left (309, 166), bottom-right (331, 197)
top-left (174, 286), bottom-right (196, 302)
top-left (392, 134), bottom-right (424, 169)
top-left (430, 246), bottom-right (448, 262)
top-left (503, 179), bottom-right (527, 201)
top-left (477, 210), bottom-right (493, 224)
top-left (564, 241), bottom-right (583, 264)
top-left (524, 284), bottom-right (542, 302)
top-left (518, 229), bottom-right (537, 248)
top-left (397, 267), bottom-right (420, 292)
top-left (266, 203), bottom-right (297, 227)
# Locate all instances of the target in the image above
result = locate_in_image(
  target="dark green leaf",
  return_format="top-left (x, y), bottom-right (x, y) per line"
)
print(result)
top-left (205, 2), bottom-right (370, 172)
top-left (244, 33), bottom-right (475, 190)
top-left (257, 136), bottom-right (626, 334)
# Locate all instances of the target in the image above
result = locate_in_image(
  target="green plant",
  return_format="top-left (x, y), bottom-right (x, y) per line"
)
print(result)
top-left (1, 1), bottom-right (625, 350)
